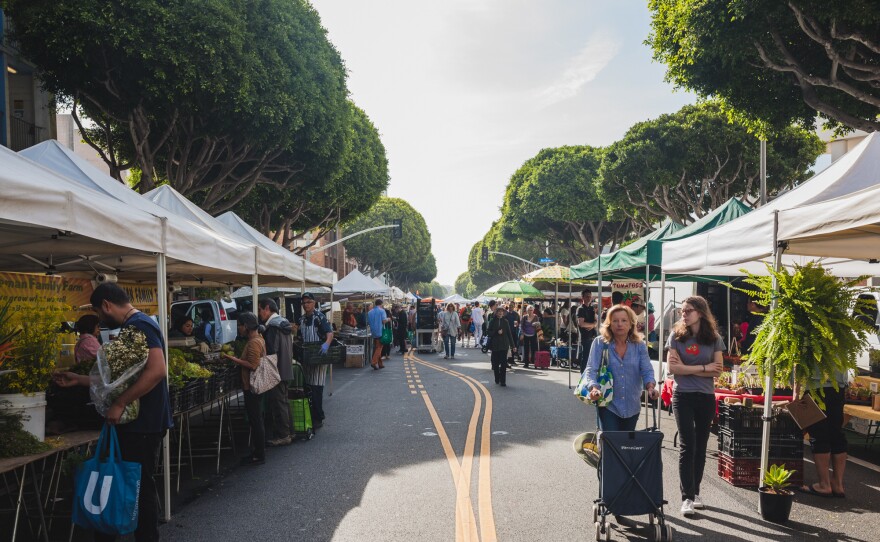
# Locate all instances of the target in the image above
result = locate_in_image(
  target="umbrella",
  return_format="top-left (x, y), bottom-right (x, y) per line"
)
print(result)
top-left (481, 280), bottom-right (543, 298)
top-left (521, 264), bottom-right (571, 283)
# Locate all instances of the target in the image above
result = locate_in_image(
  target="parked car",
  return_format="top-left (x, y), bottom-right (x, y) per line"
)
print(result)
top-left (170, 298), bottom-right (239, 345)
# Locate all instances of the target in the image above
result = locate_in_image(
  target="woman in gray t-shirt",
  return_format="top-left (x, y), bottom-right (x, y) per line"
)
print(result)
top-left (666, 296), bottom-right (724, 518)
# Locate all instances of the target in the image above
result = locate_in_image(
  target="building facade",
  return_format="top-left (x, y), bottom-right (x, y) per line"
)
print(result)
top-left (0, 10), bottom-right (54, 151)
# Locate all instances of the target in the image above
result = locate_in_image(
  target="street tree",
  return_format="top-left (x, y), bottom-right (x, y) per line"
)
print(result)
top-left (390, 254), bottom-right (437, 290)
top-left (467, 222), bottom-right (547, 293)
top-left (500, 146), bottom-right (633, 261)
top-left (454, 272), bottom-right (477, 299)
top-left (343, 198), bottom-right (432, 278)
top-left (231, 103), bottom-right (389, 252)
top-left (4, 0), bottom-right (350, 209)
top-left (648, 0), bottom-right (880, 133)
top-left (599, 102), bottom-right (824, 229)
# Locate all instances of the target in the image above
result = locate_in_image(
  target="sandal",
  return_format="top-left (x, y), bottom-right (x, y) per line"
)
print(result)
top-left (799, 484), bottom-right (833, 498)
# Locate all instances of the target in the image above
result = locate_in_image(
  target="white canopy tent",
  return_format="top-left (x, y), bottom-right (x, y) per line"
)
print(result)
top-left (334, 268), bottom-right (391, 296)
top-left (405, 291), bottom-right (419, 302)
top-left (389, 286), bottom-right (406, 300)
top-left (215, 211), bottom-right (334, 286)
top-left (442, 293), bottom-right (471, 304)
top-left (663, 132), bottom-right (880, 277)
top-left (19, 140), bottom-right (258, 282)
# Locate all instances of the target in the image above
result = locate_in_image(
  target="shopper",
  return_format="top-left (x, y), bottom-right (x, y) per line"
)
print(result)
top-left (54, 283), bottom-right (173, 541)
top-left (439, 303), bottom-right (461, 359)
top-left (394, 304), bottom-right (409, 354)
top-left (367, 299), bottom-right (390, 369)
top-left (796, 369), bottom-right (849, 498)
top-left (577, 289), bottom-right (598, 371)
top-left (222, 312), bottom-right (267, 465)
top-left (487, 306), bottom-right (514, 386)
top-left (471, 301), bottom-right (485, 349)
top-left (585, 304), bottom-right (658, 432)
top-left (505, 303), bottom-right (521, 365)
top-left (666, 296), bottom-right (725, 517)
top-left (298, 293), bottom-right (334, 427)
top-left (459, 303), bottom-right (473, 348)
top-left (520, 305), bottom-right (540, 368)
top-left (258, 299), bottom-right (293, 446)
top-left (382, 305), bottom-right (393, 359)
top-left (73, 314), bottom-right (101, 363)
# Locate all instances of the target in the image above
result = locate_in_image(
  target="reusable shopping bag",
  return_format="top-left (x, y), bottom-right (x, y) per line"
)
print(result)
top-left (381, 325), bottom-right (393, 345)
top-left (573, 343), bottom-right (613, 406)
top-left (72, 424), bottom-right (141, 535)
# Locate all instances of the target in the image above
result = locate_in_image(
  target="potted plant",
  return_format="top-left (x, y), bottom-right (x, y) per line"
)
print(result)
top-left (0, 302), bottom-right (65, 441)
top-left (869, 349), bottom-right (880, 377)
top-left (735, 262), bottom-right (872, 403)
top-left (759, 464), bottom-right (795, 523)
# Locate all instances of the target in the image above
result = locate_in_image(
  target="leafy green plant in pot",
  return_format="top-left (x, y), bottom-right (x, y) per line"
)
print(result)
top-left (759, 464), bottom-right (795, 523)
top-left (734, 262), bottom-right (873, 404)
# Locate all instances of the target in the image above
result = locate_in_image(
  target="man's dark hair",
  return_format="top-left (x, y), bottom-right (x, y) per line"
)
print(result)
top-left (488, 300), bottom-right (496, 308)
top-left (90, 283), bottom-right (130, 308)
top-left (375, 299), bottom-right (383, 306)
top-left (258, 298), bottom-right (278, 313)
top-left (75, 314), bottom-right (101, 334)
top-left (611, 291), bottom-right (624, 305)
top-left (581, 289), bottom-right (592, 298)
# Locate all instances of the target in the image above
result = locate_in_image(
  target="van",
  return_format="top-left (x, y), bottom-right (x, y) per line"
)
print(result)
top-left (855, 291), bottom-right (880, 372)
top-left (170, 298), bottom-right (239, 345)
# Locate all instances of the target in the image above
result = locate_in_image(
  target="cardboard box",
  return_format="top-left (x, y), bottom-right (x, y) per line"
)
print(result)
top-left (345, 353), bottom-right (364, 368)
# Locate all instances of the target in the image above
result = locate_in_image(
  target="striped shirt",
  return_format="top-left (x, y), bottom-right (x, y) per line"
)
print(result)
top-left (299, 311), bottom-right (331, 386)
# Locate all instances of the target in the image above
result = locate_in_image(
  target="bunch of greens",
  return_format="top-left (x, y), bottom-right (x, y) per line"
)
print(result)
top-left (168, 348), bottom-right (212, 388)
top-left (735, 262), bottom-right (872, 401)
top-left (0, 400), bottom-right (52, 458)
top-left (91, 327), bottom-right (149, 424)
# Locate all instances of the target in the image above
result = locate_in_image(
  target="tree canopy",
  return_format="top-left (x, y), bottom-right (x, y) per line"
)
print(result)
top-left (648, 0), bottom-right (880, 133)
top-left (230, 102), bottom-right (389, 251)
top-left (499, 145), bottom-right (634, 261)
top-left (599, 102), bottom-right (824, 228)
top-left (454, 272), bottom-right (477, 299)
top-left (5, 0), bottom-right (350, 210)
top-left (343, 197), bottom-right (432, 279)
top-left (389, 254), bottom-right (437, 291)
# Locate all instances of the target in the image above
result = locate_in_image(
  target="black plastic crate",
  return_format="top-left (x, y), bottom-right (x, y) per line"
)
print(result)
top-left (293, 340), bottom-right (346, 365)
top-left (717, 428), bottom-right (804, 459)
top-left (717, 453), bottom-right (804, 487)
top-left (718, 403), bottom-right (801, 436)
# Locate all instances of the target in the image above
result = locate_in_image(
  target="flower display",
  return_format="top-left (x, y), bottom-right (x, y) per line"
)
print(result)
top-left (90, 327), bottom-right (150, 424)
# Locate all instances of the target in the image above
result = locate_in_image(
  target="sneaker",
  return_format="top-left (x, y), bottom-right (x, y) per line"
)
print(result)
top-left (693, 495), bottom-right (704, 509)
top-left (267, 436), bottom-right (292, 447)
top-left (680, 499), bottom-right (695, 517)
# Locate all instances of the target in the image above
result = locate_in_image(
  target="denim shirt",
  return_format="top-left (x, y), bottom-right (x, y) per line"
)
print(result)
top-left (585, 336), bottom-right (656, 420)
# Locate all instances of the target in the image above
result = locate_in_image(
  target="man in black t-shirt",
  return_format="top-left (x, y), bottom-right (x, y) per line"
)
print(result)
top-left (55, 283), bottom-right (172, 542)
top-left (576, 289), bottom-right (598, 371)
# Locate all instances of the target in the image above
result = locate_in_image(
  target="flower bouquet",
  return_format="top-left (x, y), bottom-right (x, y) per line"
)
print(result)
top-left (90, 327), bottom-right (149, 424)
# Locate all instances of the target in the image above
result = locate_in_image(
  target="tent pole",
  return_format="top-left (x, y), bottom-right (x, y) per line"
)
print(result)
top-left (554, 281), bottom-right (559, 354)
top-left (658, 272), bottom-right (667, 434)
top-left (156, 251), bottom-right (171, 522)
top-left (726, 284), bottom-right (732, 351)
top-left (645, 266), bottom-right (650, 430)
top-left (568, 278), bottom-right (573, 389)
top-left (329, 284), bottom-right (335, 397)
top-left (760, 211), bottom-right (782, 484)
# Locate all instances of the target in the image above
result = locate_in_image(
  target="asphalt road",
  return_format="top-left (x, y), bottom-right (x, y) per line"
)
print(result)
top-left (159, 346), bottom-right (880, 542)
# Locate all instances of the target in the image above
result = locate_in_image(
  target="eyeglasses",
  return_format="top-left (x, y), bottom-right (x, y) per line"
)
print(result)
top-left (681, 308), bottom-right (697, 315)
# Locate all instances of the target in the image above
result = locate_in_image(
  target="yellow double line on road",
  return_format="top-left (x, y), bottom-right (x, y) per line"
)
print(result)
top-left (404, 351), bottom-right (497, 542)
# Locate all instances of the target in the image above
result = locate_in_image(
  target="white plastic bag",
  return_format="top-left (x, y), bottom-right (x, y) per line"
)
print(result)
top-left (89, 346), bottom-right (148, 424)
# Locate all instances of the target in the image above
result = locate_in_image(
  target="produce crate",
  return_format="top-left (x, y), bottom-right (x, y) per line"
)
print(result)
top-left (293, 340), bottom-right (346, 365)
top-left (170, 379), bottom-right (207, 414)
top-left (717, 453), bottom-right (803, 487)
top-left (718, 403), bottom-right (801, 436)
top-left (717, 428), bottom-right (804, 459)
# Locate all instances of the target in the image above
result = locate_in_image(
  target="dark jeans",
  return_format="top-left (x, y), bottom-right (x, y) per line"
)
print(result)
top-left (673, 391), bottom-right (715, 501)
top-left (807, 386), bottom-right (848, 455)
top-left (93, 431), bottom-right (164, 542)
top-left (522, 334), bottom-right (538, 364)
top-left (244, 389), bottom-right (265, 460)
top-left (266, 381), bottom-right (290, 439)
top-left (395, 330), bottom-right (408, 353)
top-left (491, 348), bottom-right (507, 385)
top-left (596, 407), bottom-right (639, 431)
top-left (579, 333), bottom-right (595, 371)
top-left (309, 384), bottom-right (325, 422)
top-left (443, 334), bottom-right (456, 357)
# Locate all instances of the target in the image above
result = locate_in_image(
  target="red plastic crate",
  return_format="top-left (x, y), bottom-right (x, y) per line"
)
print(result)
top-left (717, 453), bottom-right (804, 487)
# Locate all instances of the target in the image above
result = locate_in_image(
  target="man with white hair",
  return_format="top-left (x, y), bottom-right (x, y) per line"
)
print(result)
top-left (471, 301), bottom-right (484, 349)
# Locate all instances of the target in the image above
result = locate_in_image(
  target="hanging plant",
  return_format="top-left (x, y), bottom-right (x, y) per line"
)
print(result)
top-left (733, 262), bottom-right (873, 400)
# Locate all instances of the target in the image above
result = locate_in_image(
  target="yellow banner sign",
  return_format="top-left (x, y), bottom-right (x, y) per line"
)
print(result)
top-left (119, 282), bottom-right (159, 315)
top-left (0, 272), bottom-right (93, 320)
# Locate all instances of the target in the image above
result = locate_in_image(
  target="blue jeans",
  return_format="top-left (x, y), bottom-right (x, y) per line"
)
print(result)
top-left (596, 406), bottom-right (639, 431)
top-left (443, 334), bottom-right (456, 357)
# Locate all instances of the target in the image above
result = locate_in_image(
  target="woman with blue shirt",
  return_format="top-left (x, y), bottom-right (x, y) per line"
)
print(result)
top-left (586, 304), bottom-right (658, 431)
top-left (666, 296), bottom-right (724, 517)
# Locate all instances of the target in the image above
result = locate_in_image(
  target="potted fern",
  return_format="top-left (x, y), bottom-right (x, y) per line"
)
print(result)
top-left (759, 464), bottom-right (795, 523)
top-left (735, 262), bottom-right (872, 403)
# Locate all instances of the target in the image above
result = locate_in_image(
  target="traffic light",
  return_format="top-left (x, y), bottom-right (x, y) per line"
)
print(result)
top-left (481, 247), bottom-right (489, 261)
top-left (391, 218), bottom-right (402, 239)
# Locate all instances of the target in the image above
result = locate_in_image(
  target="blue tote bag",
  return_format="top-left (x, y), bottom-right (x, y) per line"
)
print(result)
top-left (72, 424), bottom-right (142, 535)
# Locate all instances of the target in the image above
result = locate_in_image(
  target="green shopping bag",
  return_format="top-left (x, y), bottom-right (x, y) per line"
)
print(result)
top-left (381, 325), bottom-right (393, 345)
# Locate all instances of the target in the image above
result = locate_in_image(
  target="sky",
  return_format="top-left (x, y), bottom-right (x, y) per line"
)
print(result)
top-left (311, 0), bottom-right (697, 288)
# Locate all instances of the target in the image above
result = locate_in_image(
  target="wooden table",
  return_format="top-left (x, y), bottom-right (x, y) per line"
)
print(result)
top-left (1, 430), bottom-right (100, 542)
top-left (844, 403), bottom-right (880, 446)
